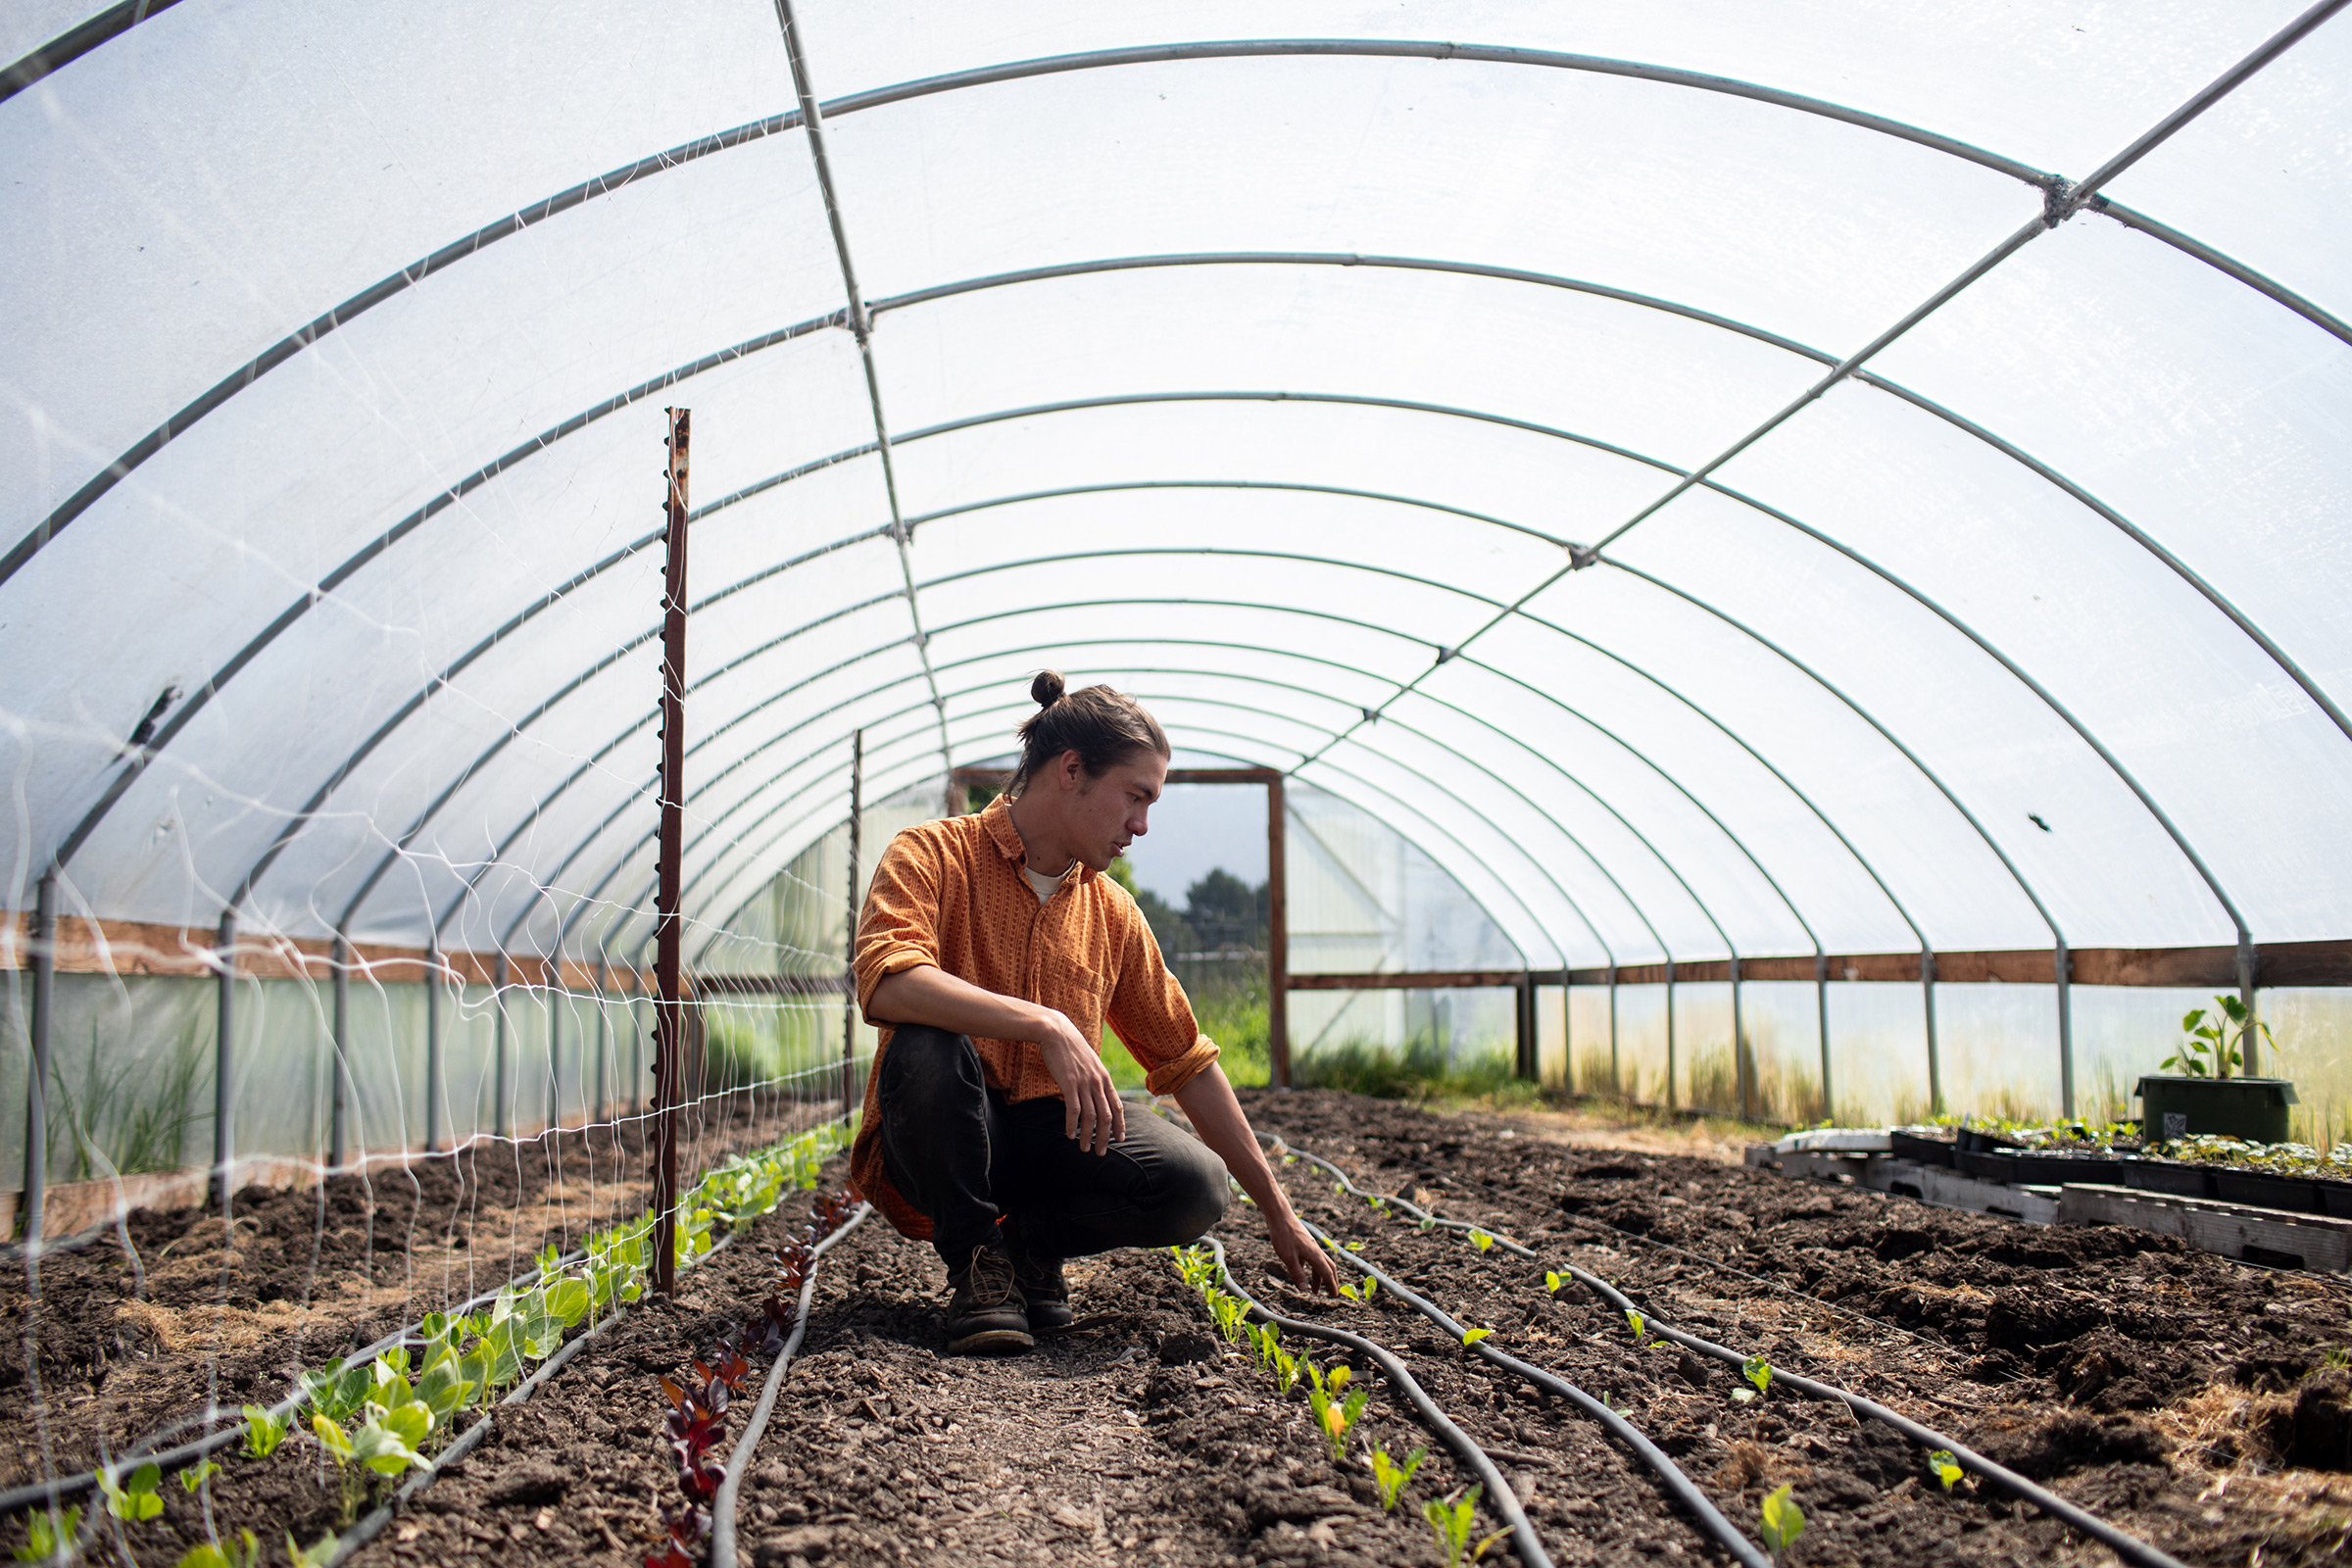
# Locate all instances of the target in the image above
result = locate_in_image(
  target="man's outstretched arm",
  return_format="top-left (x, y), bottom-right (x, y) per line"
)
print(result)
top-left (1173, 1064), bottom-right (1341, 1295)
top-left (867, 964), bottom-right (1128, 1156)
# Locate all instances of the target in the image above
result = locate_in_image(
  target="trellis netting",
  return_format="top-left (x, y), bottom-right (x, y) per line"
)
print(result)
top-left (6, 0), bottom-right (2352, 1219)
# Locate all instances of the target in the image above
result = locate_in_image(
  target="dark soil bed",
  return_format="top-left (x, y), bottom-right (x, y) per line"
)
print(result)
top-left (11, 1088), bottom-right (2352, 1567)
top-left (0, 1088), bottom-right (808, 1489)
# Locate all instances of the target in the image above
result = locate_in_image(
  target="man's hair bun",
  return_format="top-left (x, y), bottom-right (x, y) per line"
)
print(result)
top-left (1031, 669), bottom-right (1067, 707)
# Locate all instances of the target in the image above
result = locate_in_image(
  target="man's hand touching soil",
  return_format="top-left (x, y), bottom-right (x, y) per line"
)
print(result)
top-left (1265, 1205), bottom-right (1342, 1294)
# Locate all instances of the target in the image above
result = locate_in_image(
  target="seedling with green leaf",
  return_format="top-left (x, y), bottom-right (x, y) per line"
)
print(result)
top-left (242, 1404), bottom-right (289, 1458)
top-left (1759, 1484), bottom-right (1805, 1560)
top-left (1742, 1356), bottom-right (1772, 1396)
top-left (15, 1505), bottom-right (78, 1564)
top-left (1544, 1270), bottom-right (1567, 1296)
top-left (1468, 1229), bottom-right (1494, 1253)
top-left (1423, 1487), bottom-right (1511, 1568)
top-left (1368, 1444), bottom-right (1427, 1510)
top-left (1624, 1307), bottom-right (1647, 1344)
top-left (1306, 1365), bottom-right (1368, 1462)
top-left (180, 1457), bottom-right (220, 1493)
top-left (1336, 1276), bottom-right (1380, 1304)
top-left (98, 1460), bottom-right (164, 1523)
top-left (174, 1530), bottom-right (262, 1568)
top-left (1460, 1327), bottom-right (1493, 1348)
top-left (1926, 1449), bottom-right (1964, 1492)
top-left (2161, 993), bottom-right (2277, 1082)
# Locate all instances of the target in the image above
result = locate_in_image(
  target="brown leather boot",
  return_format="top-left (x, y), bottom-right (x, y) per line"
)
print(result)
top-left (1003, 1214), bottom-right (1072, 1331)
top-left (945, 1243), bottom-right (1032, 1354)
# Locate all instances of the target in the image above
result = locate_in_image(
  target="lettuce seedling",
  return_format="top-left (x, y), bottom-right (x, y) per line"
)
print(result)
top-left (173, 1530), bottom-right (261, 1568)
top-left (180, 1458), bottom-right (220, 1493)
top-left (1336, 1277), bottom-right (1380, 1304)
top-left (1926, 1449), bottom-right (1964, 1492)
top-left (1759, 1484), bottom-right (1805, 1559)
top-left (1306, 1366), bottom-right (1367, 1463)
top-left (1624, 1308), bottom-right (1646, 1344)
top-left (1544, 1270), bottom-right (1566, 1295)
top-left (1368, 1444), bottom-right (1427, 1510)
top-left (98, 1461), bottom-right (164, 1523)
top-left (1742, 1356), bottom-right (1772, 1396)
top-left (15, 1505), bottom-right (78, 1563)
top-left (1468, 1229), bottom-right (1494, 1253)
top-left (1460, 1328), bottom-right (1493, 1348)
top-left (1423, 1487), bottom-right (1509, 1568)
top-left (241, 1404), bottom-right (289, 1459)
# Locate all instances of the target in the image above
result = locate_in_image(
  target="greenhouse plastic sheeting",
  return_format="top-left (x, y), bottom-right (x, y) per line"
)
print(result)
top-left (4, 0), bottom-right (2349, 976)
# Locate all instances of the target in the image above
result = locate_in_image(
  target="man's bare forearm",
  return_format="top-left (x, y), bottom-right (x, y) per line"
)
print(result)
top-left (867, 964), bottom-right (1051, 1041)
top-left (1173, 1066), bottom-right (1289, 1213)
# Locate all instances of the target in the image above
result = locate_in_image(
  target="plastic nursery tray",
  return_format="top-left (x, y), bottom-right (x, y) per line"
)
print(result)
top-left (2120, 1156), bottom-right (2217, 1200)
top-left (1954, 1126), bottom-right (2023, 1155)
top-left (2208, 1169), bottom-right (2324, 1215)
top-left (1888, 1128), bottom-right (1955, 1167)
top-left (2004, 1151), bottom-right (2126, 1185)
top-left (2319, 1180), bottom-right (2352, 1220)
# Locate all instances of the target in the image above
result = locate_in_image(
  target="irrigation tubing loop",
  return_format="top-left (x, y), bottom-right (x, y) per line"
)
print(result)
top-left (1293, 1213), bottom-right (1771, 1568)
top-left (1272, 1133), bottom-right (2193, 1568)
top-left (709, 1203), bottom-right (874, 1568)
top-left (1199, 1234), bottom-right (1554, 1568)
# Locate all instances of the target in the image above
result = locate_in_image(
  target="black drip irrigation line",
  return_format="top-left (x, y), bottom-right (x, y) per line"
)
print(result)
top-left (1295, 1214), bottom-right (1771, 1568)
top-left (1198, 1235), bottom-right (1554, 1568)
top-left (1271, 1135), bottom-right (1968, 1364)
top-left (1276, 1137), bottom-right (2193, 1568)
top-left (709, 1204), bottom-right (873, 1568)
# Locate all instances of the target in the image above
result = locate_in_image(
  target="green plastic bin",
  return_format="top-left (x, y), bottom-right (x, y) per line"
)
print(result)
top-left (2135, 1074), bottom-right (2297, 1145)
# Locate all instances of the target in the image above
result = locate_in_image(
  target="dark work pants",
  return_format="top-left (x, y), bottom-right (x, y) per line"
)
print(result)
top-left (877, 1024), bottom-right (1229, 1266)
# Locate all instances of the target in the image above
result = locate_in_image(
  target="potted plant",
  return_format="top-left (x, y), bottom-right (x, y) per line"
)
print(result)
top-left (2135, 995), bottom-right (2295, 1144)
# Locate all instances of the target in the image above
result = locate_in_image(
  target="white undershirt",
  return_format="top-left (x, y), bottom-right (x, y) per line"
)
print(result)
top-left (1021, 862), bottom-right (1070, 905)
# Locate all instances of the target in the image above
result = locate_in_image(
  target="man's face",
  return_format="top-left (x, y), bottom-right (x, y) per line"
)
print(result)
top-left (1065, 749), bottom-right (1167, 873)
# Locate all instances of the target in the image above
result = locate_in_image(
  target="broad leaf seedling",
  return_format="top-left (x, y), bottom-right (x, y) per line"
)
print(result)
top-left (98, 1461), bottom-right (164, 1523)
top-left (15, 1506), bottom-right (78, 1564)
top-left (1759, 1484), bottom-right (1806, 1560)
top-left (1368, 1444), bottom-right (1427, 1510)
top-left (1927, 1449), bottom-right (1964, 1491)
top-left (1423, 1487), bottom-right (1510, 1568)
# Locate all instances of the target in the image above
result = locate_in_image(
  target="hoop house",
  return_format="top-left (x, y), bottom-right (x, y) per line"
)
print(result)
top-left (5, 0), bottom-right (2352, 1197)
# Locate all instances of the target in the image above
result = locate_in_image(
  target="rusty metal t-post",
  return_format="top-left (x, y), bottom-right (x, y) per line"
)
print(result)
top-left (842, 728), bottom-right (862, 1126)
top-left (1266, 774), bottom-right (1290, 1089)
top-left (652, 408), bottom-right (692, 1298)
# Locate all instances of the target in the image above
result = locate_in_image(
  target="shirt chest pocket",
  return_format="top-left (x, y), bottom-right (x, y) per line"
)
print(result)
top-left (1043, 956), bottom-right (1113, 1050)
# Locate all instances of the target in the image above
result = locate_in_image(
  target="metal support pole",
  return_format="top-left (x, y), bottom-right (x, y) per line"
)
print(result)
top-left (2055, 940), bottom-right (2075, 1119)
top-left (843, 729), bottom-right (861, 1126)
top-left (213, 910), bottom-right (235, 1217)
top-left (547, 961), bottom-right (562, 1137)
top-left (424, 941), bottom-right (442, 1153)
top-left (1607, 964), bottom-right (1620, 1097)
top-left (652, 406), bottom-right (692, 1297)
top-left (2236, 934), bottom-right (2259, 1078)
top-left (329, 931), bottom-right (350, 1170)
top-left (1815, 952), bottom-right (1833, 1122)
top-left (594, 955), bottom-right (610, 1127)
top-left (1266, 773), bottom-right (1290, 1090)
top-left (1513, 972), bottom-right (1536, 1082)
top-left (1923, 948), bottom-right (1941, 1115)
top-left (21, 872), bottom-right (56, 1245)
top-left (492, 951), bottom-right (509, 1140)
top-left (1663, 957), bottom-right (1677, 1109)
top-left (1731, 956), bottom-right (1748, 1121)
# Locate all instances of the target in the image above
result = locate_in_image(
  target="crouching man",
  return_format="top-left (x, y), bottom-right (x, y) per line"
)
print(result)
top-left (849, 670), bottom-right (1339, 1352)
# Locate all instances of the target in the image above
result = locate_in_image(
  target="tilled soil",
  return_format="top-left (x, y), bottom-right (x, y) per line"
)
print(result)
top-left (12, 1088), bottom-right (2352, 1567)
top-left (1242, 1090), bottom-right (2352, 1567)
top-left (0, 1089), bottom-right (807, 1489)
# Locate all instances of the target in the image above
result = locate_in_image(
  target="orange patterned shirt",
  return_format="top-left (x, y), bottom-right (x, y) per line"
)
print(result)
top-left (849, 792), bottom-right (1220, 1239)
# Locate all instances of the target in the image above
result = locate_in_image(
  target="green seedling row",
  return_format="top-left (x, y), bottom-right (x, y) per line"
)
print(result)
top-left (23, 1119), bottom-right (853, 1568)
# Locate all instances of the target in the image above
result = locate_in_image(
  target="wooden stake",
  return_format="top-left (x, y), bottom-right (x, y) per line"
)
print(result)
top-left (653, 407), bottom-right (691, 1297)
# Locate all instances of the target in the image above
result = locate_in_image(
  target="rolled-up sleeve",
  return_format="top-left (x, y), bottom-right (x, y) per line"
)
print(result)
top-left (855, 829), bottom-right (944, 1019)
top-left (1104, 903), bottom-right (1220, 1097)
